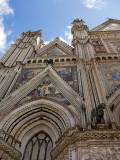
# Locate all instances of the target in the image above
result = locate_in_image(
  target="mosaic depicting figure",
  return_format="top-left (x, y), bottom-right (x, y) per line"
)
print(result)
top-left (105, 70), bottom-right (120, 89)
top-left (56, 67), bottom-right (75, 87)
top-left (106, 71), bottom-right (120, 81)
top-left (11, 68), bottom-right (43, 92)
top-left (21, 70), bottom-right (34, 84)
top-left (101, 65), bottom-right (120, 90)
top-left (16, 78), bottom-right (77, 114)
top-left (58, 69), bottom-right (72, 81)
top-left (11, 66), bottom-right (77, 92)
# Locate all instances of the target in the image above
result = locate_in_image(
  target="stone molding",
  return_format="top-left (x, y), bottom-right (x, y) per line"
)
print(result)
top-left (51, 130), bottom-right (120, 159)
top-left (90, 19), bottom-right (120, 32)
top-left (0, 137), bottom-right (22, 160)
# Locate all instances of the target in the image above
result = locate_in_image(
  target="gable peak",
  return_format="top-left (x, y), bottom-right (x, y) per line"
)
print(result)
top-left (35, 37), bottom-right (73, 57)
top-left (90, 18), bottom-right (120, 32)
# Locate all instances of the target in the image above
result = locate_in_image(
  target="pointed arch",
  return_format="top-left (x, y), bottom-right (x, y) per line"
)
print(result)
top-left (0, 98), bottom-right (81, 155)
top-left (22, 132), bottom-right (53, 160)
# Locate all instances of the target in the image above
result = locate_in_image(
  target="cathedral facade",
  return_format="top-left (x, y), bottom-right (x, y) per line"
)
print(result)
top-left (0, 19), bottom-right (120, 160)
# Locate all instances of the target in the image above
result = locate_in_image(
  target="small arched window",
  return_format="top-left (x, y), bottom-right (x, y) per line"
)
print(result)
top-left (22, 132), bottom-right (53, 160)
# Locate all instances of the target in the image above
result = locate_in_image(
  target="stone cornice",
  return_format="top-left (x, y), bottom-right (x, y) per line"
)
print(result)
top-left (51, 129), bottom-right (120, 159)
top-left (89, 31), bottom-right (120, 40)
top-left (25, 62), bottom-right (77, 68)
top-left (0, 61), bottom-right (24, 70)
top-left (89, 30), bottom-right (120, 35)
top-left (95, 59), bottom-right (120, 64)
top-left (28, 55), bottom-right (76, 60)
top-left (76, 57), bottom-right (120, 66)
top-left (94, 53), bottom-right (120, 57)
top-left (0, 56), bottom-right (119, 69)
top-left (0, 137), bottom-right (22, 160)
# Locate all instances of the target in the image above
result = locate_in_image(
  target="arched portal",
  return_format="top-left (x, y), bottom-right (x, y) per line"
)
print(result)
top-left (108, 93), bottom-right (120, 128)
top-left (0, 98), bottom-right (80, 159)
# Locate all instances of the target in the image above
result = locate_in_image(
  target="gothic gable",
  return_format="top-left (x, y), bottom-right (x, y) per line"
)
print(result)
top-left (90, 19), bottom-right (120, 32)
top-left (36, 38), bottom-right (73, 57)
top-left (42, 47), bottom-right (67, 56)
top-left (0, 66), bottom-right (84, 116)
top-left (11, 66), bottom-right (78, 93)
top-left (16, 77), bottom-right (78, 114)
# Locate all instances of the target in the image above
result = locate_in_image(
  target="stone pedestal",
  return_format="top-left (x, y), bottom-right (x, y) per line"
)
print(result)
top-left (97, 124), bottom-right (106, 129)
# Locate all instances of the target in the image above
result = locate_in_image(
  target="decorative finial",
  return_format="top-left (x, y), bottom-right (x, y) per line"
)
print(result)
top-left (36, 30), bottom-right (43, 49)
top-left (106, 18), bottom-right (112, 20)
top-left (38, 30), bottom-right (42, 37)
top-left (72, 19), bottom-right (85, 27)
top-left (27, 30), bottom-right (31, 35)
top-left (56, 37), bottom-right (59, 40)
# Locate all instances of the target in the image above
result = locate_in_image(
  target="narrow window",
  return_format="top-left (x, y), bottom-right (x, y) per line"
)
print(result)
top-left (22, 132), bottom-right (53, 160)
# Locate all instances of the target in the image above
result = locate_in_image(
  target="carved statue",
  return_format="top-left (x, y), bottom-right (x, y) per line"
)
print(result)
top-left (91, 103), bottom-right (106, 126)
top-left (46, 59), bottom-right (53, 65)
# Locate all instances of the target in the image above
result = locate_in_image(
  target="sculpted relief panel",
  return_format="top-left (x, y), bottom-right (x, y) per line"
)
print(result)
top-left (110, 42), bottom-right (120, 53)
top-left (91, 40), bottom-right (106, 53)
top-left (82, 147), bottom-right (120, 160)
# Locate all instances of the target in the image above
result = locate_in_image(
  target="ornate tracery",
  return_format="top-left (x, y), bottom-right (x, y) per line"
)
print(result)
top-left (22, 132), bottom-right (53, 160)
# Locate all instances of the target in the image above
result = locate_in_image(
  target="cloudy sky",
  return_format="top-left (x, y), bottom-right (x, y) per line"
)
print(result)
top-left (0, 0), bottom-right (120, 58)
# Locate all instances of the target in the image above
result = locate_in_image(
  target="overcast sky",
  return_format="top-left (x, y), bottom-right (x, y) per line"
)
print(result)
top-left (0, 0), bottom-right (120, 58)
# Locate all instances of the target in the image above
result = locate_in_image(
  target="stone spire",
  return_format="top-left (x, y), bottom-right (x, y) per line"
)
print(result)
top-left (71, 19), bottom-right (89, 46)
top-left (71, 19), bottom-right (94, 59)
top-left (36, 30), bottom-right (44, 49)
